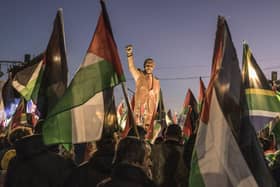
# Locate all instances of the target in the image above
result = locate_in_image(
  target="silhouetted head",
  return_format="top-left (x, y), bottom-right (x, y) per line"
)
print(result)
top-left (8, 126), bottom-right (33, 145)
top-left (165, 124), bottom-right (182, 142)
top-left (127, 126), bottom-right (147, 140)
top-left (113, 136), bottom-right (146, 165)
top-left (96, 125), bottom-right (119, 151)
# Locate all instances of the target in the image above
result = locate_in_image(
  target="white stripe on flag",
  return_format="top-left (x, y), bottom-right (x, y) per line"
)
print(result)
top-left (196, 89), bottom-right (257, 187)
top-left (71, 91), bottom-right (104, 143)
top-left (81, 53), bottom-right (103, 68)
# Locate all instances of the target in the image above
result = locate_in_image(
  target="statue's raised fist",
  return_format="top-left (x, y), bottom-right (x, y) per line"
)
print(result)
top-left (125, 44), bottom-right (133, 56)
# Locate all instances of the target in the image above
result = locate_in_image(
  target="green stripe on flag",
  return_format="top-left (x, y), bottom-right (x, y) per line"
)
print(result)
top-left (43, 110), bottom-right (72, 144)
top-left (19, 78), bottom-right (40, 101)
top-left (245, 92), bottom-right (280, 112)
top-left (48, 59), bottom-right (121, 118)
top-left (189, 151), bottom-right (205, 187)
top-left (31, 64), bottom-right (45, 102)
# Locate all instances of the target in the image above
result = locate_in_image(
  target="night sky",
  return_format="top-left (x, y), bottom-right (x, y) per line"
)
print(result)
top-left (1, 0), bottom-right (280, 112)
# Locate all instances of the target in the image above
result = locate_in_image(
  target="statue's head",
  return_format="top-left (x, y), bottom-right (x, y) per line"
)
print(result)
top-left (143, 58), bottom-right (155, 74)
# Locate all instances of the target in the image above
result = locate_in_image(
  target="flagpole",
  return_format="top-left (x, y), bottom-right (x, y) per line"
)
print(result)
top-left (120, 82), bottom-right (139, 138)
top-left (159, 89), bottom-right (163, 124)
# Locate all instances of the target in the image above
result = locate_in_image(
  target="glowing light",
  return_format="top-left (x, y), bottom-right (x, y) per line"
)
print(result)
top-left (5, 98), bottom-right (20, 119)
top-left (53, 55), bottom-right (61, 63)
top-left (248, 63), bottom-right (258, 80)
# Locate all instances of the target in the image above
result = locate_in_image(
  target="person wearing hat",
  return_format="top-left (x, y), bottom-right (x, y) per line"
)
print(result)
top-left (125, 45), bottom-right (160, 131)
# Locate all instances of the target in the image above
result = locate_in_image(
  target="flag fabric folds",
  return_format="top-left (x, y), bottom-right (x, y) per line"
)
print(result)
top-left (240, 43), bottom-right (277, 187)
top-left (116, 99), bottom-right (127, 130)
top-left (179, 89), bottom-right (198, 138)
top-left (0, 80), bottom-right (6, 122)
top-left (242, 42), bottom-right (280, 131)
top-left (43, 1), bottom-right (125, 144)
top-left (2, 73), bottom-right (21, 119)
top-left (198, 77), bottom-right (206, 114)
top-left (152, 89), bottom-right (167, 141)
top-left (9, 98), bottom-right (27, 129)
top-left (121, 95), bottom-right (135, 138)
top-left (12, 54), bottom-right (44, 101)
top-left (154, 89), bottom-right (166, 125)
top-left (37, 9), bottom-right (68, 119)
top-left (189, 16), bottom-right (259, 187)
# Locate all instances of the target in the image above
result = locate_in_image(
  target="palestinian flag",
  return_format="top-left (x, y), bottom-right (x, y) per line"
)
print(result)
top-left (242, 42), bottom-right (280, 131)
top-left (37, 9), bottom-right (68, 118)
top-left (152, 89), bottom-right (166, 141)
top-left (116, 99), bottom-right (127, 130)
top-left (121, 95), bottom-right (135, 138)
top-left (43, 1), bottom-right (125, 144)
top-left (12, 54), bottom-right (44, 101)
top-left (155, 89), bottom-right (166, 123)
top-left (10, 98), bottom-right (27, 129)
top-left (180, 89), bottom-right (198, 138)
top-left (198, 77), bottom-right (206, 114)
top-left (2, 74), bottom-right (21, 118)
top-left (189, 16), bottom-right (258, 187)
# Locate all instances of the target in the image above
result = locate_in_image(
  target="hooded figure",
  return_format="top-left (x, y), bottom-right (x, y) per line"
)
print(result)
top-left (4, 134), bottom-right (75, 187)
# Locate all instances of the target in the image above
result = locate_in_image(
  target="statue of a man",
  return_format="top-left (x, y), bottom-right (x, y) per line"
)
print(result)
top-left (125, 45), bottom-right (160, 130)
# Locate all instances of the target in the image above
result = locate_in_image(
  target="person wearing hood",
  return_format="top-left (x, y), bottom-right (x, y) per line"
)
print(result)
top-left (4, 133), bottom-right (75, 187)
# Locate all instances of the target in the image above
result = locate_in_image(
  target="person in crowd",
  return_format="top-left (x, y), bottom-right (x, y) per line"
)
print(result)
top-left (269, 150), bottom-right (280, 187)
top-left (0, 125), bottom-right (34, 187)
top-left (125, 45), bottom-right (160, 130)
top-left (4, 134), bottom-right (75, 187)
top-left (0, 133), bottom-right (10, 152)
top-left (153, 126), bottom-right (167, 145)
top-left (127, 125), bottom-right (153, 178)
top-left (98, 136), bottom-right (157, 187)
top-left (151, 124), bottom-right (188, 187)
top-left (154, 136), bottom-right (164, 144)
top-left (7, 126), bottom-right (33, 146)
top-left (127, 125), bottom-right (147, 140)
top-left (64, 126), bottom-right (118, 187)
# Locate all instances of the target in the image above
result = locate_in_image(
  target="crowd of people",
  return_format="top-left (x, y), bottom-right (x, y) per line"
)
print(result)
top-left (0, 45), bottom-right (280, 186)
top-left (1, 119), bottom-right (280, 186)
top-left (0, 122), bottom-right (192, 187)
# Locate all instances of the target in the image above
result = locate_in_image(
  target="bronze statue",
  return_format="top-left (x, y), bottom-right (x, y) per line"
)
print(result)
top-left (125, 45), bottom-right (160, 130)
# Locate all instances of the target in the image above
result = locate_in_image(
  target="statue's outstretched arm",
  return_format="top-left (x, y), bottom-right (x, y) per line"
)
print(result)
top-left (126, 44), bottom-right (140, 81)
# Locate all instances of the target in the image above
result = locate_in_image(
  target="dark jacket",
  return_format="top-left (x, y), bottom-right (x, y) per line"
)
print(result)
top-left (98, 163), bottom-right (157, 187)
top-left (151, 140), bottom-right (188, 187)
top-left (4, 134), bottom-right (75, 187)
top-left (64, 146), bottom-right (115, 187)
